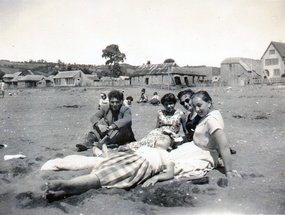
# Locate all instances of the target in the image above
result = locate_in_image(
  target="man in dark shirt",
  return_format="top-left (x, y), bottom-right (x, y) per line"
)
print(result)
top-left (76, 90), bottom-right (135, 152)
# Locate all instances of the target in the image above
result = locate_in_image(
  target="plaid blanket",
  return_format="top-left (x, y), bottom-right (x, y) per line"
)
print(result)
top-left (92, 152), bottom-right (155, 188)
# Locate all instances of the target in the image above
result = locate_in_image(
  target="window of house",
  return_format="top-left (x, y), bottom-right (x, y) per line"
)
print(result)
top-left (273, 69), bottom-right (280, 76)
top-left (184, 77), bottom-right (189, 86)
top-left (174, 77), bottom-right (181, 85)
top-left (145, 78), bottom-right (149, 85)
top-left (265, 58), bottom-right (278, 65)
top-left (269, 50), bottom-right (275, 55)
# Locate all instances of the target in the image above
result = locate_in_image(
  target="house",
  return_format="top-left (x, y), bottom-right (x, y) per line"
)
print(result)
top-left (17, 75), bottom-right (46, 88)
top-left (99, 76), bottom-right (113, 86)
top-left (85, 74), bottom-right (100, 83)
top-left (95, 76), bottom-right (130, 87)
top-left (183, 66), bottom-right (220, 83)
top-left (261, 41), bottom-right (285, 80)
top-left (45, 75), bottom-right (54, 87)
top-left (2, 72), bottom-right (22, 88)
top-left (220, 57), bottom-right (263, 86)
top-left (130, 62), bottom-right (206, 88)
top-left (53, 70), bottom-right (94, 87)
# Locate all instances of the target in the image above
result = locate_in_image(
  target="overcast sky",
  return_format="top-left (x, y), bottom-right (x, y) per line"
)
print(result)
top-left (0, 0), bottom-right (284, 67)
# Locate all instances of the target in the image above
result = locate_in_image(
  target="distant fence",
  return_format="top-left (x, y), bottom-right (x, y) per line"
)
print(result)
top-left (195, 81), bottom-right (226, 88)
top-left (253, 77), bottom-right (285, 85)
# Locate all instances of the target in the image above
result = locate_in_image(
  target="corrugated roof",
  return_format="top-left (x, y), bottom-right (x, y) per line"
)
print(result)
top-left (171, 67), bottom-right (207, 76)
top-left (54, 70), bottom-right (81, 79)
top-left (18, 75), bottom-right (45, 82)
top-left (132, 63), bottom-right (206, 76)
top-left (3, 72), bottom-right (22, 78)
top-left (133, 63), bottom-right (172, 75)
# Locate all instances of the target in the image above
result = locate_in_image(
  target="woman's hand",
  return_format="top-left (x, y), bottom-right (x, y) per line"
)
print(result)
top-left (142, 177), bottom-right (158, 187)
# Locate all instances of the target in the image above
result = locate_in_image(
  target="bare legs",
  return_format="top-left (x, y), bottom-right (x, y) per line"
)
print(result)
top-left (45, 174), bottom-right (101, 201)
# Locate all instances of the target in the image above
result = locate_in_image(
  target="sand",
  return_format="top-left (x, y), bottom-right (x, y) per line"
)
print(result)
top-left (0, 85), bottom-right (284, 215)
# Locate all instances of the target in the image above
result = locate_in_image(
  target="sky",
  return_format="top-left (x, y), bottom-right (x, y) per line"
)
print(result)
top-left (0, 0), bottom-right (284, 67)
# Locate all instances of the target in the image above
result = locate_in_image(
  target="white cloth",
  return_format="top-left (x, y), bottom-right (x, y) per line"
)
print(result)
top-left (4, 154), bottom-right (26, 161)
top-left (170, 142), bottom-right (218, 178)
top-left (41, 155), bottom-right (105, 171)
top-left (135, 146), bottom-right (172, 173)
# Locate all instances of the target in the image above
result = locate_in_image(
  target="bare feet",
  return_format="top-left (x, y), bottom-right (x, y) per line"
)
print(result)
top-left (45, 181), bottom-right (68, 202)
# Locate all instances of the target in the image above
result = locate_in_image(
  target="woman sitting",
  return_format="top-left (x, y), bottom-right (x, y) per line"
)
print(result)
top-left (170, 90), bottom-right (238, 178)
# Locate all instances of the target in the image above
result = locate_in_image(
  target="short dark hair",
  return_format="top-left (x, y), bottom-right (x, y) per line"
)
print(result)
top-left (126, 96), bottom-right (133, 101)
top-left (161, 93), bottom-right (177, 105)
top-left (177, 89), bottom-right (194, 100)
top-left (108, 90), bottom-right (124, 101)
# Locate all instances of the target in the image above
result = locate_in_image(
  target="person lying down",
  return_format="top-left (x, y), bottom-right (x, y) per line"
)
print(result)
top-left (45, 134), bottom-right (175, 201)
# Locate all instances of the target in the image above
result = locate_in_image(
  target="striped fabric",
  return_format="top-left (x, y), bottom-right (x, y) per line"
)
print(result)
top-left (91, 152), bottom-right (155, 188)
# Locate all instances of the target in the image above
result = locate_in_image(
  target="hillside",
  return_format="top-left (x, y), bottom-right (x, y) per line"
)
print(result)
top-left (0, 60), bottom-right (138, 78)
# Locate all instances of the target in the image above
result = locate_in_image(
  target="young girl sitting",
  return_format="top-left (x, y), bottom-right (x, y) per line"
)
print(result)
top-left (124, 93), bottom-right (187, 151)
top-left (45, 134), bottom-right (175, 201)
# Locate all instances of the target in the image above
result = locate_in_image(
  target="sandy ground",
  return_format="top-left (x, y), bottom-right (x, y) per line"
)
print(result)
top-left (0, 85), bottom-right (284, 215)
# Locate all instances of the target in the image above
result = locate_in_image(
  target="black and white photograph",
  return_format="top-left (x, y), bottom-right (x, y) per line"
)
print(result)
top-left (0, 0), bottom-right (284, 214)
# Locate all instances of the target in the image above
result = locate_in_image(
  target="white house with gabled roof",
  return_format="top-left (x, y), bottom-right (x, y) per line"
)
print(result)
top-left (261, 41), bottom-right (285, 78)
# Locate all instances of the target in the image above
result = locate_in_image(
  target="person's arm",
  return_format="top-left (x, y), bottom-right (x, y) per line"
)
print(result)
top-left (155, 114), bottom-right (160, 128)
top-left (180, 112), bottom-right (189, 135)
top-left (142, 161), bottom-right (175, 187)
top-left (212, 129), bottom-right (232, 174)
top-left (90, 107), bottom-right (105, 127)
top-left (112, 107), bottom-right (132, 128)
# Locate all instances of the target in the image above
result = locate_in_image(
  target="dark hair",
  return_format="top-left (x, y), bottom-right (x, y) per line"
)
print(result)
top-left (177, 89), bottom-right (194, 100)
top-left (191, 90), bottom-right (212, 104)
top-left (126, 96), bottom-right (133, 101)
top-left (153, 92), bottom-right (158, 95)
top-left (161, 93), bottom-right (177, 105)
top-left (141, 88), bottom-right (145, 93)
top-left (108, 90), bottom-right (124, 101)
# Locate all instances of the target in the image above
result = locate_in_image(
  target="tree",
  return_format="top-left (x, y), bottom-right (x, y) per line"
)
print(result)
top-left (81, 67), bottom-right (92, 74)
top-left (102, 44), bottom-right (126, 78)
top-left (164, 58), bottom-right (175, 63)
top-left (97, 70), bottom-right (110, 79)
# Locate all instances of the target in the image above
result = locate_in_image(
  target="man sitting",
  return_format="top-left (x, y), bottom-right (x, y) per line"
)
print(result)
top-left (76, 90), bottom-right (136, 153)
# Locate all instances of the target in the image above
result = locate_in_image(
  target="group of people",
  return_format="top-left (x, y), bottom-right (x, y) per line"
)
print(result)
top-left (137, 88), bottom-right (161, 105)
top-left (46, 88), bottom-right (240, 201)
